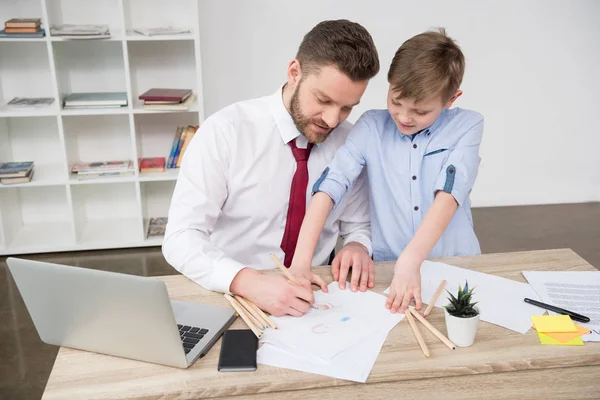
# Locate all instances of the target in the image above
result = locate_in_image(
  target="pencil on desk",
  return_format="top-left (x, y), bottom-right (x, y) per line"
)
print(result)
top-left (405, 308), bottom-right (430, 358)
top-left (242, 297), bottom-right (278, 329)
top-left (235, 295), bottom-right (268, 329)
top-left (408, 308), bottom-right (456, 350)
top-left (423, 279), bottom-right (447, 317)
top-left (269, 252), bottom-right (300, 285)
top-left (223, 294), bottom-right (263, 339)
top-left (233, 295), bottom-right (264, 330)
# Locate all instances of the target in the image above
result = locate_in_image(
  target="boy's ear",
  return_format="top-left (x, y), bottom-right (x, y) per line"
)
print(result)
top-left (287, 59), bottom-right (302, 88)
top-left (444, 90), bottom-right (463, 108)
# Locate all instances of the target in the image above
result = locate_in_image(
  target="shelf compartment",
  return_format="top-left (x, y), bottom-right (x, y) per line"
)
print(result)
top-left (0, 185), bottom-right (74, 251)
top-left (52, 40), bottom-right (127, 105)
top-left (127, 40), bottom-right (197, 105)
top-left (140, 180), bottom-right (174, 241)
top-left (71, 182), bottom-right (142, 245)
top-left (45, 0), bottom-right (124, 39)
top-left (62, 114), bottom-right (133, 179)
top-left (0, 116), bottom-right (67, 186)
top-left (0, 41), bottom-right (55, 107)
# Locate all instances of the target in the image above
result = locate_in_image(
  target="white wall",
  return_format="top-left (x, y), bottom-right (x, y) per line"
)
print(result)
top-left (198, 0), bottom-right (600, 207)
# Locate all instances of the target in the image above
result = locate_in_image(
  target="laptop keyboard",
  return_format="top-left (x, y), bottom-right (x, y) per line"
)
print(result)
top-left (178, 324), bottom-right (209, 354)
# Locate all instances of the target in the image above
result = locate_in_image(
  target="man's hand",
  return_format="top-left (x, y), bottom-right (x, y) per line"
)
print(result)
top-left (385, 253), bottom-right (423, 314)
top-left (230, 268), bottom-right (315, 317)
top-left (331, 242), bottom-right (374, 292)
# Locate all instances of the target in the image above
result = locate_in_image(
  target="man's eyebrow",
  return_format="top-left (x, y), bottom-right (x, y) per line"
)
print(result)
top-left (315, 90), bottom-right (360, 107)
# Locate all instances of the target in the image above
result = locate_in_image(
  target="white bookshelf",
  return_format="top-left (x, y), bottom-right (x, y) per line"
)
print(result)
top-left (0, 0), bottom-right (203, 255)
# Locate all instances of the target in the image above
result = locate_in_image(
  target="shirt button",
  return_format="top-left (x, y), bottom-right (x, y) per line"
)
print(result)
top-left (412, 175), bottom-right (417, 180)
top-left (413, 144), bottom-right (417, 149)
top-left (449, 168), bottom-right (455, 174)
top-left (414, 206), bottom-right (419, 211)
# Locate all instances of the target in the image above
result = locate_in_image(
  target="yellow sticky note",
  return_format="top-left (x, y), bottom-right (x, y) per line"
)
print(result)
top-left (531, 315), bottom-right (578, 333)
top-left (537, 331), bottom-right (583, 346)
top-left (544, 324), bottom-right (591, 343)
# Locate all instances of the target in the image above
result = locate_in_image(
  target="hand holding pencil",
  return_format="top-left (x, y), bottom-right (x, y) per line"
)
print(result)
top-left (271, 253), bottom-right (328, 292)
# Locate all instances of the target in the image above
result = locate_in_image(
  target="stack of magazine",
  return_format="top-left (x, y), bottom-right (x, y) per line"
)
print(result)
top-left (0, 162), bottom-right (35, 185)
top-left (63, 92), bottom-right (127, 109)
top-left (71, 160), bottom-right (133, 180)
top-left (50, 24), bottom-right (110, 39)
top-left (5, 97), bottom-right (54, 109)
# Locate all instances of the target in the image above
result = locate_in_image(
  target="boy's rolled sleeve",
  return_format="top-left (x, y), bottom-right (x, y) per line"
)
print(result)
top-left (313, 113), bottom-right (373, 210)
top-left (434, 118), bottom-right (484, 205)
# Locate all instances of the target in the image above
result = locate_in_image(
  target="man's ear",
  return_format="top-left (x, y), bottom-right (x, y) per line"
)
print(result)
top-left (287, 59), bottom-right (302, 88)
top-left (444, 89), bottom-right (463, 108)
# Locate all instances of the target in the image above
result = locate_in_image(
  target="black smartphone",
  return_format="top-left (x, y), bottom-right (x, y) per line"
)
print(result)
top-left (217, 329), bottom-right (258, 372)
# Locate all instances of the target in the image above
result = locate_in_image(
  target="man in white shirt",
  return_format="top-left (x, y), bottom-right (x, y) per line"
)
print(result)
top-left (163, 20), bottom-right (380, 316)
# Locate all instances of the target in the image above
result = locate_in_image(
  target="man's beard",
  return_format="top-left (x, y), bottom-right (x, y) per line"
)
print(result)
top-left (289, 82), bottom-right (333, 144)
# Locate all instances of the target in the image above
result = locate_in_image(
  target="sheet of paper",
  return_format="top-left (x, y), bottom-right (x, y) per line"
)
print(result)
top-left (542, 324), bottom-right (590, 343)
top-left (258, 316), bottom-right (401, 383)
top-left (522, 270), bottom-right (600, 341)
top-left (384, 260), bottom-right (542, 334)
top-left (531, 315), bottom-right (577, 333)
top-left (261, 283), bottom-right (400, 360)
top-left (537, 331), bottom-right (583, 346)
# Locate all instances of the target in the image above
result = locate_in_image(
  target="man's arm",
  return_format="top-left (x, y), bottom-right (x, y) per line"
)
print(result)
top-left (162, 118), bottom-right (245, 294)
top-left (163, 118), bottom-right (315, 316)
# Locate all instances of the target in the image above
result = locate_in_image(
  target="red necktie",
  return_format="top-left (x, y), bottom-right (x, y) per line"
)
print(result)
top-left (280, 138), bottom-right (314, 267)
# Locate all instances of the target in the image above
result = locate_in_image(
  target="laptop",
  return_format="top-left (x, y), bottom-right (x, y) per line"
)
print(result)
top-left (6, 257), bottom-right (236, 368)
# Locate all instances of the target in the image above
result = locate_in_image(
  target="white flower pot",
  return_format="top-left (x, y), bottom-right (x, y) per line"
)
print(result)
top-left (443, 307), bottom-right (480, 347)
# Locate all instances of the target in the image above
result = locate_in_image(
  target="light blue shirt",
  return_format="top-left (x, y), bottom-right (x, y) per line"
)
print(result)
top-left (315, 108), bottom-right (484, 262)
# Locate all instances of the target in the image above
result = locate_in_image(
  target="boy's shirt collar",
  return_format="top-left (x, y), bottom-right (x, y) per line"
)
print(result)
top-left (402, 107), bottom-right (449, 140)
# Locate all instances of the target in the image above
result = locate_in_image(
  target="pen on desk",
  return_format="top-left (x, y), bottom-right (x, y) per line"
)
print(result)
top-left (524, 298), bottom-right (591, 323)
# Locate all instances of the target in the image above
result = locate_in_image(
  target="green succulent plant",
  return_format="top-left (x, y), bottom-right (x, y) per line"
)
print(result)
top-left (445, 280), bottom-right (479, 318)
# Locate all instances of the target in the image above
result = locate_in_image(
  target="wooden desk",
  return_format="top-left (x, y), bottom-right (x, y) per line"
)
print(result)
top-left (42, 249), bottom-right (600, 399)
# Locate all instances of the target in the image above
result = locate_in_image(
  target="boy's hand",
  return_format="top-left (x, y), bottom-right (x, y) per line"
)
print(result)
top-left (288, 265), bottom-right (329, 293)
top-left (386, 255), bottom-right (423, 313)
top-left (332, 242), bottom-right (374, 292)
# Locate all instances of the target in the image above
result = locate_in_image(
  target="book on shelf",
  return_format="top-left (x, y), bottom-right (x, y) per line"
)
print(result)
top-left (1, 18), bottom-right (45, 38)
top-left (0, 29), bottom-right (45, 38)
top-left (0, 161), bottom-right (34, 178)
top-left (139, 88), bottom-right (192, 102)
top-left (142, 95), bottom-right (195, 111)
top-left (5, 18), bottom-right (41, 28)
top-left (63, 92), bottom-right (127, 109)
top-left (167, 125), bottom-right (199, 168)
top-left (6, 97), bottom-right (54, 108)
top-left (139, 157), bottom-right (166, 173)
top-left (0, 168), bottom-right (34, 185)
top-left (146, 217), bottom-right (167, 238)
top-left (132, 27), bottom-right (191, 36)
top-left (50, 24), bottom-right (110, 39)
top-left (76, 170), bottom-right (134, 180)
top-left (71, 160), bottom-right (133, 174)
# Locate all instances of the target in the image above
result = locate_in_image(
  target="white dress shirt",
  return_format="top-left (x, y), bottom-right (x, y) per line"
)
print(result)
top-left (163, 87), bottom-right (371, 293)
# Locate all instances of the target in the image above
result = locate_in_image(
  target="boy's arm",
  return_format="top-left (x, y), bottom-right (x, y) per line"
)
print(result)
top-left (387, 116), bottom-right (484, 313)
top-left (290, 113), bottom-right (374, 275)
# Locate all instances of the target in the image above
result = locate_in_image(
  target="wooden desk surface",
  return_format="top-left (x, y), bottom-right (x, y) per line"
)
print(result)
top-left (42, 249), bottom-right (600, 400)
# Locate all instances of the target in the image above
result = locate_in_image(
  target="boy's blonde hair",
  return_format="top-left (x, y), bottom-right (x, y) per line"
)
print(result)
top-left (387, 28), bottom-right (465, 103)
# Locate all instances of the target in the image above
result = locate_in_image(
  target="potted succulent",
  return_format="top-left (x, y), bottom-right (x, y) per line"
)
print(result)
top-left (443, 281), bottom-right (480, 347)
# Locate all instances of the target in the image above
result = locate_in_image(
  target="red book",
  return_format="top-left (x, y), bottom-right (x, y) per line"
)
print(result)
top-left (139, 157), bottom-right (166, 173)
top-left (138, 89), bottom-right (192, 102)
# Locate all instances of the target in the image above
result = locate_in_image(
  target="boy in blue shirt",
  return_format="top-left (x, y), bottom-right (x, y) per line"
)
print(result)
top-left (290, 28), bottom-right (484, 314)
